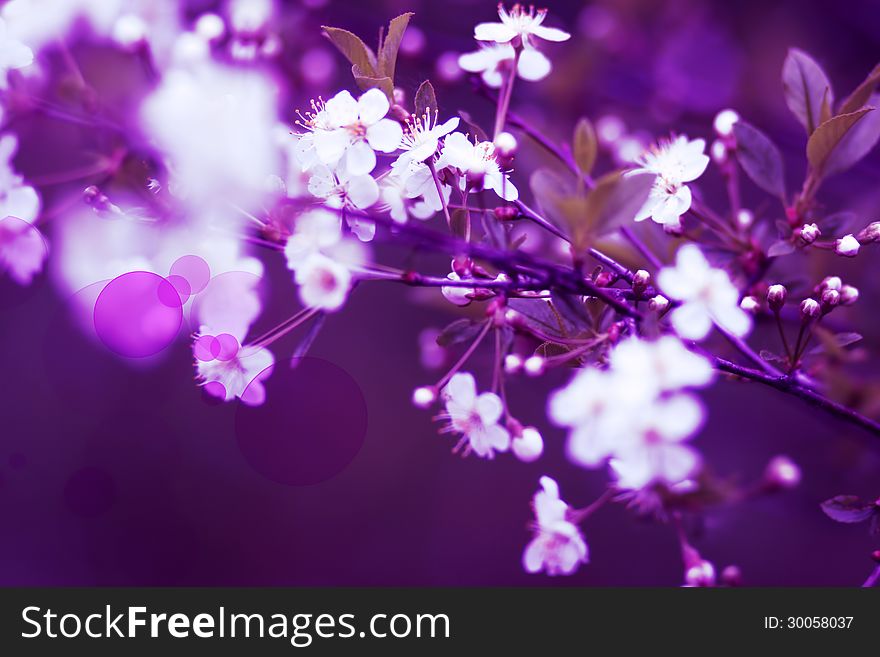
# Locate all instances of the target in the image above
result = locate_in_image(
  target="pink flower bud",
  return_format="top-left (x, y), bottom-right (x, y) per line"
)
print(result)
top-left (820, 288), bottom-right (840, 309)
top-left (494, 131), bottom-right (518, 158)
top-left (735, 209), bottom-right (754, 229)
top-left (720, 565), bottom-right (743, 587)
top-left (857, 221), bottom-right (880, 243)
top-left (800, 298), bottom-right (820, 318)
top-left (713, 108), bottom-right (740, 137)
top-left (684, 560), bottom-right (716, 587)
top-left (840, 285), bottom-right (859, 306)
top-left (766, 284), bottom-right (787, 311)
top-left (511, 427), bottom-right (544, 462)
top-left (710, 139), bottom-right (727, 164)
top-left (494, 206), bottom-right (518, 221)
top-left (412, 386), bottom-right (437, 408)
top-left (523, 355), bottom-right (545, 377)
top-left (763, 455), bottom-right (801, 490)
top-left (740, 296), bottom-right (759, 314)
top-left (835, 234), bottom-right (860, 257)
top-left (632, 269), bottom-right (650, 295)
top-left (648, 294), bottom-right (669, 313)
top-left (818, 276), bottom-right (842, 292)
top-left (796, 223), bottom-right (820, 245)
top-left (503, 353), bottom-right (522, 374)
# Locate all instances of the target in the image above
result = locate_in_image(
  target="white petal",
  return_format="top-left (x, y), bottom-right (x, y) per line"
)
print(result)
top-left (530, 25), bottom-right (571, 42)
top-left (324, 90), bottom-right (359, 126)
top-left (481, 69), bottom-right (504, 88)
top-left (444, 372), bottom-right (477, 408)
top-left (474, 22), bottom-right (518, 43)
top-left (313, 129), bottom-right (350, 165)
top-left (1, 184), bottom-right (40, 223)
top-left (346, 174), bottom-right (379, 209)
top-left (712, 303), bottom-right (752, 337)
top-left (475, 392), bottom-right (504, 425)
top-left (669, 302), bottom-right (713, 341)
top-left (522, 537), bottom-right (546, 573)
top-left (344, 140), bottom-right (377, 176)
top-left (366, 118), bottom-right (403, 153)
top-left (517, 48), bottom-right (552, 81)
top-left (458, 49), bottom-right (496, 73)
top-left (357, 88), bottom-right (390, 125)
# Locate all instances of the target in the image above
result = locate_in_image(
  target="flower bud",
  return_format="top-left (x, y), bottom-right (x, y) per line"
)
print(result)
top-left (720, 565), bottom-right (743, 587)
top-left (503, 353), bottom-right (522, 374)
top-left (820, 288), bottom-right (840, 310)
top-left (411, 386), bottom-right (437, 409)
top-left (511, 427), bottom-right (544, 462)
top-left (763, 455), bottom-right (801, 490)
top-left (710, 139), bottom-right (727, 164)
top-left (735, 209), bottom-right (754, 230)
top-left (800, 298), bottom-right (820, 319)
top-left (839, 285), bottom-right (859, 306)
top-left (684, 560), bottom-right (716, 587)
top-left (818, 275), bottom-right (842, 292)
top-left (648, 294), bottom-right (669, 313)
top-left (523, 355), bottom-right (545, 377)
top-left (713, 108), bottom-right (740, 137)
top-left (632, 269), bottom-right (650, 296)
top-left (795, 223), bottom-right (820, 245)
top-left (195, 13), bottom-right (225, 41)
top-left (740, 296), bottom-right (759, 314)
top-left (494, 131), bottom-right (518, 158)
top-left (857, 221), bottom-right (880, 243)
top-left (835, 234), bottom-right (860, 257)
top-left (494, 205), bottom-right (518, 221)
top-left (766, 284), bottom-right (787, 312)
top-left (595, 271), bottom-right (615, 287)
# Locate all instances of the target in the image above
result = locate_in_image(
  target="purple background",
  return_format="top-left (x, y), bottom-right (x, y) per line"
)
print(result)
top-left (2, 0), bottom-right (880, 586)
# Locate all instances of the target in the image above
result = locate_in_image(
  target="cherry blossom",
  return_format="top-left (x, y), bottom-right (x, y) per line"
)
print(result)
top-left (395, 112), bottom-right (459, 165)
top-left (379, 157), bottom-right (449, 223)
top-left (195, 339), bottom-right (275, 406)
top-left (458, 42), bottom-right (551, 88)
top-left (307, 164), bottom-right (380, 213)
top-left (657, 244), bottom-right (752, 340)
top-left (630, 136), bottom-right (710, 228)
top-left (294, 253), bottom-right (353, 311)
top-left (440, 270), bottom-right (475, 307)
top-left (522, 476), bottom-right (588, 576)
top-left (437, 132), bottom-right (518, 201)
top-left (302, 89), bottom-right (403, 176)
top-left (440, 372), bottom-right (510, 458)
top-left (475, 5), bottom-right (571, 49)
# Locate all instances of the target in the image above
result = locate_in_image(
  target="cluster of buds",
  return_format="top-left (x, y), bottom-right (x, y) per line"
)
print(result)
top-left (799, 276), bottom-right (859, 319)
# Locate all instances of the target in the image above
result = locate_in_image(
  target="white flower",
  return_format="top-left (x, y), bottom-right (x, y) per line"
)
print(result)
top-left (437, 132), bottom-right (518, 201)
top-left (440, 372), bottom-right (510, 458)
top-left (395, 112), bottom-right (460, 165)
top-left (379, 157), bottom-right (449, 223)
top-left (658, 244), bottom-right (751, 340)
top-left (195, 339), bottom-right (275, 406)
top-left (300, 88), bottom-right (403, 176)
top-left (0, 17), bottom-right (33, 87)
top-left (522, 476), bottom-right (588, 576)
top-left (835, 233), bottom-right (860, 257)
top-left (609, 336), bottom-right (714, 401)
top-left (307, 164), bottom-right (379, 212)
top-left (283, 208), bottom-right (342, 269)
top-left (0, 217), bottom-right (47, 285)
top-left (294, 252), bottom-right (352, 312)
top-left (475, 5), bottom-right (571, 48)
top-left (0, 134), bottom-right (41, 222)
top-left (458, 42), bottom-right (550, 88)
top-left (631, 136), bottom-right (709, 227)
top-left (441, 270), bottom-right (475, 307)
top-left (609, 394), bottom-right (704, 490)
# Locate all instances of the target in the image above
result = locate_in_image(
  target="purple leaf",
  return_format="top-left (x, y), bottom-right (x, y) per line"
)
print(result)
top-left (820, 495), bottom-right (876, 524)
top-left (782, 48), bottom-right (834, 134)
top-left (733, 121), bottom-right (786, 199)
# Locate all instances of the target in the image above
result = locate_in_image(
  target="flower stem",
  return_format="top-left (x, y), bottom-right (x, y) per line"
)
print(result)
top-left (426, 158), bottom-right (452, 228)
top-left (493, 48), bottom-right (522, 138)
top-left (434, 320), bottom-right (493, 390)
top-left (863, 564), bottom-right (880, 587)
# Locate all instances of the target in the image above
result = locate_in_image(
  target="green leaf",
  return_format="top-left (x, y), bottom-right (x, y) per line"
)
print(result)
top-left (378, 13), bottom-right (414, 82)
top-left (806, 108), bottom-right (872, 174)
top-left (820, 495), bottom-right (876, 524)
top-left (414, 80), bottom-right (438, 118)
top-left (822, 98), bottom-right (880, 177)
top-left (838, 62), bottom-right (880, 115)
top-left (782, 48), bottom-right (834, 134)
top-left (322, 27), bottom-right (377, 78)
top-left (352, 71), bottom-right (394, 100)
top-left (581, 171), bottom-right (655, 241)
top-left (732, 121), bottom-right (786, 199)
top-left (572, 118), bottom-right (597, 175)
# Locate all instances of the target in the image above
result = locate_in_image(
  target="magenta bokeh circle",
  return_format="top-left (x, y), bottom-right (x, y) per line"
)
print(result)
top-left (93, 271), bottom-right (183, 358)
top-left (169, 255), bottom-right (211, 294)
top-left (234, 357), bottom-right (368, 486)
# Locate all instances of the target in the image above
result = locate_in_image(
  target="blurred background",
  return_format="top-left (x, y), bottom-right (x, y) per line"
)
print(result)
top-left (2, 0), bottom-right (880, 586)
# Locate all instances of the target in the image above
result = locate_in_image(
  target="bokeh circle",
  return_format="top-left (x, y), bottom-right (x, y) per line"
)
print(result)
top-left (234, 357), bottom-right (368, 486)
